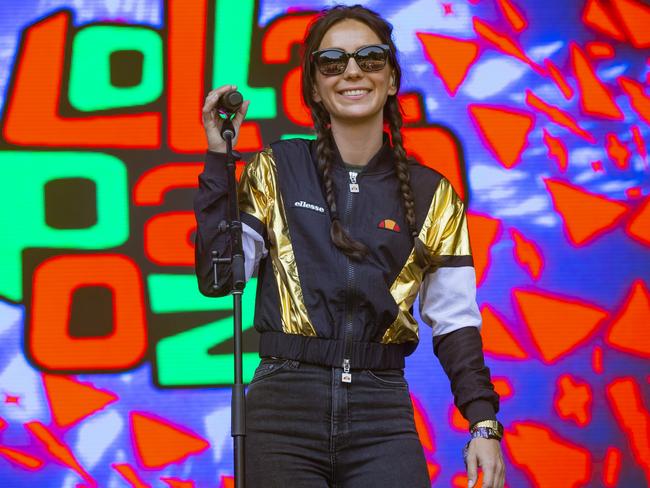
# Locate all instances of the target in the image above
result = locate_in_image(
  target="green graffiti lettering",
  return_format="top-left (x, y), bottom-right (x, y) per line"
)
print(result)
top-left (69, 26), bottom-right (163, 111)
top-left (148, 274), bottom-right (259, 386)
top-left (213, 0), bottom-right (276, 119)
top-left (0, 151), bottom-right (128, 301)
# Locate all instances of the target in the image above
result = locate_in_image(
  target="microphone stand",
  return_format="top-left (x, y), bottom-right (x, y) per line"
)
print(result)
top-left (211, 114), bottom-right (246, 488)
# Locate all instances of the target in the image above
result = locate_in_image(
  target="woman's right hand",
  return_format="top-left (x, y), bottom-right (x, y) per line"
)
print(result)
top-left (202, 84), bottom-right (250, 153)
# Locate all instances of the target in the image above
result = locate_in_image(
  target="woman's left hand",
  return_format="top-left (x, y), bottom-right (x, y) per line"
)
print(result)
top-left (465, 437), bottom-right (505, 488)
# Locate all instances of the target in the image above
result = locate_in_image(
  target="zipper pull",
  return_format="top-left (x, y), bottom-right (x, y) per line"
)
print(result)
top-left (349, 171), bottom-right (359, 193)
top-left (342, 358), bottom-right (352, 383)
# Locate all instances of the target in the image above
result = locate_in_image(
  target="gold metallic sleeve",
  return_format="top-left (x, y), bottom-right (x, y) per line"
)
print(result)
top-left (381, 177), bottom-right (472, 344)
top-left (238, 149), bottom-right (273, 225)
top-left (427, 178), bottom-right (472, 258)
top-left (239, 148), bottom-right (317, 337)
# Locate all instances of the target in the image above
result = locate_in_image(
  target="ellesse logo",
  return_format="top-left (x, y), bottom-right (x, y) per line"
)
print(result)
top-left (294, 200), bottom-right (325, 213)
top-left (378, 219), bottom-right (401, 232)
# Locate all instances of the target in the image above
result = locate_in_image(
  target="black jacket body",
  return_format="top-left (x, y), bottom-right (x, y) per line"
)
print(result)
top-left (194, 137), bottom-right (499, 425)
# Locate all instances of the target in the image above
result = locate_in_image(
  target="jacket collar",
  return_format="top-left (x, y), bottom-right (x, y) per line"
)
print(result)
top-left (310, 133), bottom-right (395, 176)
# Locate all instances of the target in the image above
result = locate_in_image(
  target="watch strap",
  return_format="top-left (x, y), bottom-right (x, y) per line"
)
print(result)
top-left (469, 420), bottom-right (504, 441)
top-left (470, 426), bottom-right (502, 441)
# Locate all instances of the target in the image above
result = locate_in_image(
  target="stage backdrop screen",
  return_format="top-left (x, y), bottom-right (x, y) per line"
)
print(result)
top-left (0, 0), bottom-right (649, 486)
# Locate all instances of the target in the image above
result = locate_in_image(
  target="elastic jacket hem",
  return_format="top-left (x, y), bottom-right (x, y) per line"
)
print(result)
top-left (259, 331), bottom-right (415, 369)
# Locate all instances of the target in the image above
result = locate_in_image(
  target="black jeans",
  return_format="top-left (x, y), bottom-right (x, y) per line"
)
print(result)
top-left (245, 358), bottom-right (430, 487)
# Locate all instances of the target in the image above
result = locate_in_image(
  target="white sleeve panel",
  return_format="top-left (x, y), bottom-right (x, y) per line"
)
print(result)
top-left (242, 222), bottom-right (268, 281)
top-left (419, 266), bottom-right (482, 336)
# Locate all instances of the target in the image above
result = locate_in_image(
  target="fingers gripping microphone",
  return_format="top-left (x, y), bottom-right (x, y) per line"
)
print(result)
top-left (217, 90), bottom-right (243, 115)
top-left (217, 90), bottom-right (242, 140)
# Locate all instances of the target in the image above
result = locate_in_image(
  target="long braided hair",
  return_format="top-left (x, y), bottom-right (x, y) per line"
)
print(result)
top-left (301, 5), bottom-right (430, 266)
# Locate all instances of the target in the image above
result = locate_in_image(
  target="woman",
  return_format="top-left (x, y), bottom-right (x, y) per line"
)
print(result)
top-left (195, 5), bottom-right (505, 487)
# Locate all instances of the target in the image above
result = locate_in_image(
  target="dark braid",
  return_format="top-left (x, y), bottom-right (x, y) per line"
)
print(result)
top-left (313, 110), bottom-right (369, 260)
top-left (385, 97), bottom-right (436, 270)
top-left (385, 98), bottom-right (417, 236)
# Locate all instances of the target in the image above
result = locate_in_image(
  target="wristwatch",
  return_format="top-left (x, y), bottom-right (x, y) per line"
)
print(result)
top-left (469, 420), bottom-right (504, 441)
top-left (463, 420), bottom-right (504, 466)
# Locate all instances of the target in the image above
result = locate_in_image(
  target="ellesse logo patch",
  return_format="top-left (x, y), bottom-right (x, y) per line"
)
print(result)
top-left (378, 219), bottom-right (401, 232)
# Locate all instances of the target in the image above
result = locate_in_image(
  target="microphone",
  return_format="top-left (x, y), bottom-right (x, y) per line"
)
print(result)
top-left (216, 90), bottom-right (243, 115)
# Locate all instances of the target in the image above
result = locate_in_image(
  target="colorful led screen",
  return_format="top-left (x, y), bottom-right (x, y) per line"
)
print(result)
top-left (0, 0), bottom-right (649, 486)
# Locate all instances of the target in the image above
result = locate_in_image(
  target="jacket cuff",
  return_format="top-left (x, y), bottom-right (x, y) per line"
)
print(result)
top-left (204, 150), bottom-right (229, 178)
top-left (463, 399), bottom-right (497, 427)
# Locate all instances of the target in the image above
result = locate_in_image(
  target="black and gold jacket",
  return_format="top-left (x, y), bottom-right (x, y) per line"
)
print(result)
top-left (194, 138), bottom-right (499, 424)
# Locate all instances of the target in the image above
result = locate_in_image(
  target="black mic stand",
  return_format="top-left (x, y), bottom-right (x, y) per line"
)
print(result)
top-left (211, 114), bottom-right (246, 488)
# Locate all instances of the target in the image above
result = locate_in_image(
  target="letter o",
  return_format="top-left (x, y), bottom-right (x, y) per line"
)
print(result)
top-left (29, 254), bottom-right (147, 371)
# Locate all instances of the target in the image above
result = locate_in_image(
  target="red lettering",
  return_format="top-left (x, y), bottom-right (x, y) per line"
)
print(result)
top-left (3, 12), bottom-right (160, 148)
top-left (29, 255), bottom-right (147, 371)
top-left (144, 212), bottom-right (196, 266)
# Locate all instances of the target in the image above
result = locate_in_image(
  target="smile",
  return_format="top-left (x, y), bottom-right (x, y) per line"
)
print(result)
top-left (339, 89), bottom-right (370, 97)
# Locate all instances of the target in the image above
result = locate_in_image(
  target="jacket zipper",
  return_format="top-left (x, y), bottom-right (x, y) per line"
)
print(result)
top-left (342, 170), bottom-right (358, 384)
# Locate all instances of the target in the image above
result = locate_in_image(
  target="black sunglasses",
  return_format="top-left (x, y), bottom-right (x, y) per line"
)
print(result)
top-left (311, 44), bottom-right (391, 76)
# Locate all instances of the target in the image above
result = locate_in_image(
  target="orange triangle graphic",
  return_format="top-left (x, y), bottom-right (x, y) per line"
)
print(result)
top-left (493, 377), bottom-right (514, 399)
top-left (220, 477), bottom-right (235, 488)
top-left (469, 105), bottom-right (534, 168)
top-left (611, 0), bottom-right (650, 48)
top-left (467, 213), bottom-right (502, 286)
top-left (162, 477), bottom-right (196, 488)
top-left (544, 179), bottom-right (629, 246)
top-left (510, 228), bottom-right (544, 280)
top-left (514, 289), bottom-right (608, 363)
top-left (417, 33), bottom-right (479, 96)
top-left (582, 0), bottom-right (626, 41)
top-left (131, 412), bottom-right (209, 469)
top-left (113, 463), bottom-right (150, 488)
top-left (606, 280), bottom-right (650, 358)
top-left (570, 43), bottom-right (623, 120)
top-left (619, 78), bottom-right (650, 127)
top-left (42, 374), bottom-right (118, 428)
top-left (481, 305), bottom-right (528, 359)
top-left (504, 422), bottom-right (592, 487)
top-left (0, 446), bottom-right (43, 470)
top-left (543, 129), bottom-right (568, 172)
top-left (473, 18), bottom-right (541, 72)
top-left (496, 0), bottom-right (528, 32)
top-left (626, 196), bottom-right (650, 246)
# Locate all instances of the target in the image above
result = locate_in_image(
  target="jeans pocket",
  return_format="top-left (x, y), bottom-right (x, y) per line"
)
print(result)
top-left (249, 358), bottom-right (291, 384)
top-left (364, 369), bottom-right (408, 389)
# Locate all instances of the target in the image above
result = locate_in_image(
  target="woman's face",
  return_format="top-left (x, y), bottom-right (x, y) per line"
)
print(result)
top-left (312, 19), bottom-right (397, 127)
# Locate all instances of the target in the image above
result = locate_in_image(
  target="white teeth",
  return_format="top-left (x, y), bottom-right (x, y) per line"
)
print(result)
top-left (341, 89), bottom-right (369, 96)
